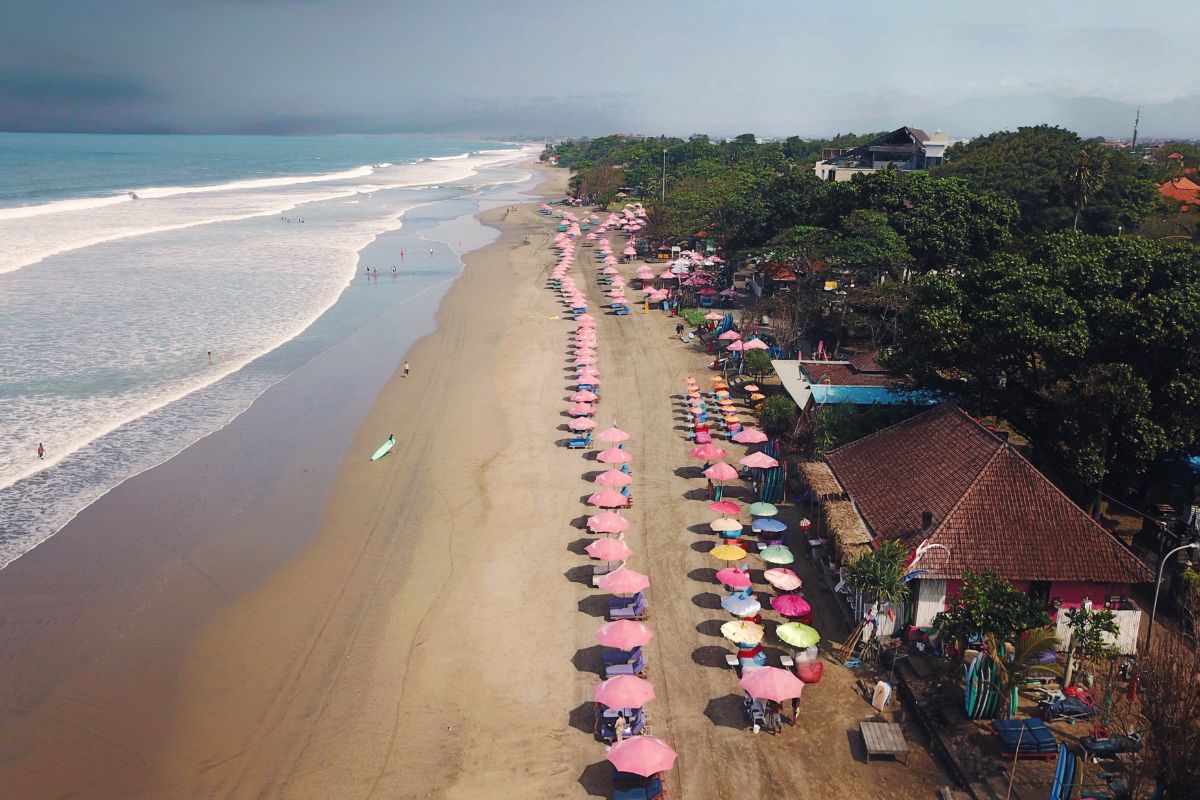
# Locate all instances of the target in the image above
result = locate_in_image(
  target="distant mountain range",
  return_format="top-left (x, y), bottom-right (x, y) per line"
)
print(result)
top-left (806, 95), bottom-right (1200, 140)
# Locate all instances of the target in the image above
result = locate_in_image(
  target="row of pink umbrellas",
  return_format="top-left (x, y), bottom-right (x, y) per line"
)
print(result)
top-left (548, 224), bottom-right (678, 779)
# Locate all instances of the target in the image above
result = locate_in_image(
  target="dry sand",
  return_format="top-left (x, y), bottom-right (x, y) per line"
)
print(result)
top-left (0, 167), bottom-right (952, 799)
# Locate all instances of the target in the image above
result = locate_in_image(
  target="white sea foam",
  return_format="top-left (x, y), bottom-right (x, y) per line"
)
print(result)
top-left (0, 144), bottom-right (538, 499)
top-left (0, 148), bottom-right (529, 276)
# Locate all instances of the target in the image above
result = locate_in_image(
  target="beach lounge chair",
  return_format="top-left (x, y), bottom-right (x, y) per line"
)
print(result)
top-left (614, 305), bottom-right (631, 315)
top-left (608, 597), bottom-right (648, 621)
top-left (568, 431), bottom-right (592, 449)
top-left (724, 653), bottom-right (740, 669)
top-left (605, 652), bottom-right (648, 678)
top-left (620, 485), bottom-right (633, 506)
top-left (1044, 695), bottom-right (1098, 723)
top-left (608, 591), bottom-right (643, 610)
top-left (603, 646), bottom-right (643, 665)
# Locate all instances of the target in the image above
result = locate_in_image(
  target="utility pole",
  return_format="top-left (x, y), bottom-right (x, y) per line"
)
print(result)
top-left (661, 148), bottom-right (667, 203)
top-left (1130, 106), bottom-right (1141, 153)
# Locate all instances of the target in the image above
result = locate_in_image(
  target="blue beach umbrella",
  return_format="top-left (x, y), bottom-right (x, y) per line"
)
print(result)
top-left (752, 518), bottom-right (787, 534)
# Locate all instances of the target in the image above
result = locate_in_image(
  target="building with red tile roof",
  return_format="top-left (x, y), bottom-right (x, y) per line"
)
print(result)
top-left (1158, 177), bottom-right (1200, 208)
top-left (819, 403), bottom-right (1151, 650)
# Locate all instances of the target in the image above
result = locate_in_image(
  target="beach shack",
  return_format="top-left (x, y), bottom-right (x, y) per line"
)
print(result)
top-left (801, 403), bottom-right (1152, 653)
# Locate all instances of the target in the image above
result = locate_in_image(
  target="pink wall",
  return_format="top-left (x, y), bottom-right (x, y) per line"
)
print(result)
top-left (940, 580), bottom-right (1134, 619)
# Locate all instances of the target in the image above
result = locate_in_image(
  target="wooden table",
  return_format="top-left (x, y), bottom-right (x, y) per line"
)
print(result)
top-left (861, 721), bottom-right (908, 765)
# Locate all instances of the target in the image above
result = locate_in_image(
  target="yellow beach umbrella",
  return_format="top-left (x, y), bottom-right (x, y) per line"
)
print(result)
top-left (750, 393), bottom-right (766, 401)
top-left (710, 544), bottom-right (748, 562)
top-left (721, 619), bottom-right (765, 645)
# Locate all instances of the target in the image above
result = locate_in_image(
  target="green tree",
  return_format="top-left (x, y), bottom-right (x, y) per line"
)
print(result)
top-left (742, 349), bottom-right (773, 382)
top-left (759, 395), bottom-right (798, 435)
top-left (937, 125), bottom-right (1159, 235)
top-left (933, 571), bottom-right (1052, 652)
top-left (1068, 145), bottom-right (1108, 231)
top-left (845, 539), bottom-right (910, 605)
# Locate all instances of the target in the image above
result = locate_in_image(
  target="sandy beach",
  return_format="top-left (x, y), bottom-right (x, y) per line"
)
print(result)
top-left (0, 166), bottom-right (950, 799)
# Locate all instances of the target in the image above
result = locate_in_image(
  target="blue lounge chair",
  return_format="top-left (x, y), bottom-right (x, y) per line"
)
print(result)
top-left (568, 431), bottom-right (593, 449)
top-left (603, 645), bottom-right (643, 665)
top-left (605, 652), bottom-right (647, 678)
top-left (609, 597), bottom-right (648, 621)
top-left (992, 719), bottom-right (1058, 758)
top-left (608, 591), bottom-right (643, 610)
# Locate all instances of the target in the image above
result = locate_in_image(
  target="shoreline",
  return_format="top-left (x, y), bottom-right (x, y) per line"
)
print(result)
top-left (0, 164), bottom-right (561, 798)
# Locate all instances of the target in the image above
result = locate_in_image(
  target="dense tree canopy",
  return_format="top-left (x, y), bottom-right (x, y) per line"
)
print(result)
top-left (891, 232), bottom-right (1200, 490)
top-left (935, 125), bottom-right (1162, 235)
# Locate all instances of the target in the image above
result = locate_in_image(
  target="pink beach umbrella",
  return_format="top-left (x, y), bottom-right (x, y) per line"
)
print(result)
top-left (708, 500), bottom-right (742, 516)
top-left (703, 311), bottom-right (723, 321)
top-left (739, 666), bottom-right (805, 702)
top-left (586, 537), bottom-right (632, 561)
top-left (594, 675), bottom-right (656, 709)
top-left (716, 567), bottom-right (753, 589)
top-left (577, 313), bottom-right (596, 323)
top-left (605, 736), bottom-right (678, 777)
top-left (597, 425), bottom-right (630, 444)
top-left (571, 389), bottom-right (599, 403)
top-left (718, 330), bottom-right (742, 341)
top-left (725, 340), bottom-right (746, 352)
top-left (763, 568), bottom-right (802, 591)
top-left (574, 355), bottom-right (597, 365)
top-left (587, 488), bottom-right (629, 508)
top-left (568, 403), bottom-right (596, 416)
top-left (595, 468), bottom-right (633, 487)
top-left (598, 567), bottom-right (650, 594)
top-left (595, 619), bottom-right (654, 650)
top-left (569, 418), bottom-right (597, 431)
top-left (732, 427), bottom-right (768, 444)
top-left (602, 266), bottom-right (619, 275)
top-left (597, 447), bottom-right (632, 465)
top-left (703, 462), bottom-right (739, 482)
top-left (690, 443), bottom-right (727, 461)
top-left (587, 511), bottom-right (630, 533)
top-left (739, 452), bottom-right (780, 469)
top-left (770, 594), bottom-right (812, 618)
top-left (622, 246), bottom-right (636, 256)
top-left (742, 337), bottom-right (770, 350)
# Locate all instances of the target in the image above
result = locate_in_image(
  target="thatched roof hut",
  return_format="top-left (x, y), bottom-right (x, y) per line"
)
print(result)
top-left (822, 499), bottom-right (873, 563)
top-left (797, 461), bottom-right (844, 499)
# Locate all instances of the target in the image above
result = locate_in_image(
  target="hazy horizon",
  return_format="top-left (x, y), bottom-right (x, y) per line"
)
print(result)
top-left (3, 0), bottom-right (1198, 140)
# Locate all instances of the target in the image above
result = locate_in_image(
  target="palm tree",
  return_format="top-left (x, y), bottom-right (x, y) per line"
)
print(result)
top-left (984, 628), bottom-right (1060, 718)
top-left (1069, 146), bottom-right (1108, 231)
top-left (846, 540), bottom-right (910, 607)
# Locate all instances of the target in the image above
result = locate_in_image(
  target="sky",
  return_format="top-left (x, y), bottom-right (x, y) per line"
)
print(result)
top-left (1, 0), bottom-right (1198, 138)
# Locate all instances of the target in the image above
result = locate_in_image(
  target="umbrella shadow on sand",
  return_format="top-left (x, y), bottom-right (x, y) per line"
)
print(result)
top-left (686, 523), bottom-right (714, 536)
top-left (692, 645), bottom-right (731, 669)
top-left (567, 538), bottom-right (592, 555)
top-left (569, 701), bottom-right (598, 734)
top-left (682, 487), bottom-right (711, 501)
top-left (695, 619), bottom-right (725, 637)
top-left (578, 762), bottom-right (611, 797)
top-left (565, 565), bottom-right (596, 586)
top-left (687, 567), bottom-right (717, 583)
top-left (573, 645), bottom-right (602, 675)
top-left (691, 592), bottom-right (723, 610)
top-left (704, 694), bottom-right (748, 730)
top-left (578, 595), bottom-right (610, 618)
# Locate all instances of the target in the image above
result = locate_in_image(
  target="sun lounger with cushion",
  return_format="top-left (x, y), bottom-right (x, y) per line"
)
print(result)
top-left (608, 598), bottom-right (648, 621)
top-left (603, 646), bottom-right (642, 665)
top-left (568, 431), bottom-right (593, 449)
top-left (605, 652), bottom-right (647, 678)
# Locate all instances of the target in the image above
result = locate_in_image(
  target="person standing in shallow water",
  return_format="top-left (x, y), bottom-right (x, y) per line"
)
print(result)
top-left (403, 361), bottom-right (411, 378)
top-left (37, 442), bottom-right (45, 460)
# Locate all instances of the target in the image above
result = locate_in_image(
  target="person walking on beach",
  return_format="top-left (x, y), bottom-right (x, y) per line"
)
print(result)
top-left (790, 697), bottom-right (800, 726)
top-left (37, 442), bottom-right (45, 460)
top-left (403, 361), bottom-right (411, 378)
top-left (429, 247), bottom-right (434, 256)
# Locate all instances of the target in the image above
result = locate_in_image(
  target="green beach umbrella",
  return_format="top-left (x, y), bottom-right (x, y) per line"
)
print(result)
top-left (760, 545), bottom-right (795, 565)
top-left (777, 622), bottom-right (820, 649)
top-left (748, 502), bottom-right (778, 517)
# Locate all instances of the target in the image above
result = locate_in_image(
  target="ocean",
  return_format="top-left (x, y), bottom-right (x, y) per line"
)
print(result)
top-left (0, 133), bottom-right (539, 568)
